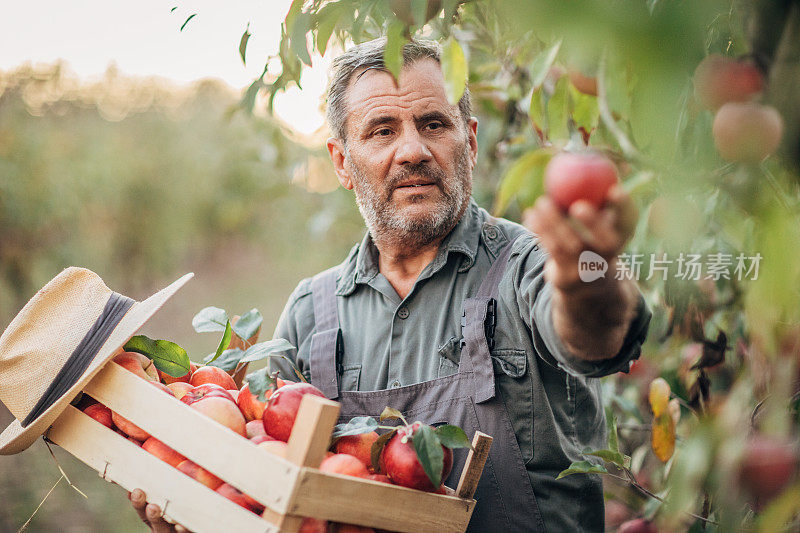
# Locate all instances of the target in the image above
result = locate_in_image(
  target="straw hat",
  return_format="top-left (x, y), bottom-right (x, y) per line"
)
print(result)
top-left (0, 267), bottom-right (192, 455)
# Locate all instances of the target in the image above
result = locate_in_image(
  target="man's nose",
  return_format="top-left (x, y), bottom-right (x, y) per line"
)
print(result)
top-left (393, 128), bottom-right (433, 166)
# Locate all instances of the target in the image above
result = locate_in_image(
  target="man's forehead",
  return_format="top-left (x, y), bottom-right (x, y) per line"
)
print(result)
top-left (345, 59), bottom-right (458, 125)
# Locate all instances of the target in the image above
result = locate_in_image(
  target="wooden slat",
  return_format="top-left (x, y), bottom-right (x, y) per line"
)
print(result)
top-left (285, 395), bottom-right (340, 468)
top-left (47, 406), bottom-right (275, 533)
top-left (291, 470), bottom-right (475, 533)
top-left (83, 363), bottom-right (299, 514)
top-left (456, 432), bottom-right (492, 499)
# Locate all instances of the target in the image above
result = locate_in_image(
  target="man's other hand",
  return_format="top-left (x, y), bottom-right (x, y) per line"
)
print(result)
top-left (129, 489), bottom-right (189, 533)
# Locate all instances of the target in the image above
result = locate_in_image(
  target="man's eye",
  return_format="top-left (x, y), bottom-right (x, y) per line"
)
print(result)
top-left (426, 122), bottom-right (443, 131)
top-left (374, 128), bottom-right (393, 137)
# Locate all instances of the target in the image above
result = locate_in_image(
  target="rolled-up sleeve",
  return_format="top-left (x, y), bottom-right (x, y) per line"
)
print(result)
top-left (514, 239), bottom-right (652, 378)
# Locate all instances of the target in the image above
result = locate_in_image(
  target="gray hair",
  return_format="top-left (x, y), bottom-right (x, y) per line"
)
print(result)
top-left (326, 38), bottom-right (472, 141)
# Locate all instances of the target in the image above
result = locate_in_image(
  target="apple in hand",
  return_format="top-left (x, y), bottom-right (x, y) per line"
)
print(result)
top-left (262, 383), bottom-right (326, 442)
top-left (544, 152), bottom-right (618, 212)
top-left (114, 352), bottom-right (159, 381)
top-left (190, 365), bottom-right (237, 390)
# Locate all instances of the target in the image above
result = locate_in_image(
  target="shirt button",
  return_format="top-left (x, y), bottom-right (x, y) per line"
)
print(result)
top-left (390, 380), bottom-right (401, 388)
top-left (397, 306), bottom-right (410, 319)
top-left (485, 226), bottom-right (498, 240)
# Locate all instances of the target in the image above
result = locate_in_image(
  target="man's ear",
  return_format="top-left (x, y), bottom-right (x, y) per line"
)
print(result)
top-left (468, 117), bottom-right (478, 169)
top-left (327, 137), bottom-right (353, 190)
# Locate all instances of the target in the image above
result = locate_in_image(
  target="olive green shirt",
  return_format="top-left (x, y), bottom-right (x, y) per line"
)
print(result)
top-left (273, 198), bottom-right (651, 532)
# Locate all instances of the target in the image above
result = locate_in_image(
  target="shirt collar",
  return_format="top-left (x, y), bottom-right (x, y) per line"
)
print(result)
top-left (335, 197), bottom-right (485, 296)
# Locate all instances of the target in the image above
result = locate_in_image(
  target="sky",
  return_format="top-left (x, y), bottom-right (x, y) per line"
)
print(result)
top-left (0, 0), bottom-right (330, 135)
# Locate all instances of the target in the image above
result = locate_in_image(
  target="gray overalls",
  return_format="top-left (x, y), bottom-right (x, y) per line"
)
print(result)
top-left (308, 237), bottom-right (546, 532)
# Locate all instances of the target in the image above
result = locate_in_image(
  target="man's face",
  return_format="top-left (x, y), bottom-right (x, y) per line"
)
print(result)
top-left (328, 58), bottom-right (478, 247)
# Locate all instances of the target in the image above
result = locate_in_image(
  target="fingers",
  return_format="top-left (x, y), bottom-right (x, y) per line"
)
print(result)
top-left (524, 197), bottom-right (583, 261)
top-left (146, 503), bottom-right (176, 533)
top-left (129, 489), bottom-right (149, 523)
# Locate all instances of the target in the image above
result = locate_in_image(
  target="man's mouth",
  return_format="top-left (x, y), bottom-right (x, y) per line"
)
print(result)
top-left (396, 180), bottom-right (436, 189)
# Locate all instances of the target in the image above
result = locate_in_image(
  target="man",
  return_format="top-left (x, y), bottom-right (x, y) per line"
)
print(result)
top-left (134, 38), bottom-right (650, 532)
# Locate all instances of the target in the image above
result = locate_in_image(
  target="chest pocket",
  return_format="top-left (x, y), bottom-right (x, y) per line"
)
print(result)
top-left (437, 338), bottom-right (529, 378)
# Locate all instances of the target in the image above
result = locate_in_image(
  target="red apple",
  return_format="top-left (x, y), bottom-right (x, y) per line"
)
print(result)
top-left (82, 403), bottom-right (114, 429)
top-left (190, 365), bottom-right (237, 390)
top-left (142, 437), bottom-right (186, 468)
top-left (712, 102), bottom-right (783, 163)
top-left (190, 396), bottom-right (247, 436)
top-left (319, 453), bottom-right (370, 478)
top-left (246, 419), bottom-right (268, 439)
top-left (262, 383), bottom-right (326, 442)
top-left (544, 152), bottom-right (618, 212)
top-left (178, 459), bottom-right (224, 490)
top-left (257, 440), bottom-right (289, 458)
top-left (336, 524), bottom-right (375, 533)
top-left (216, 483), bottom-right (265, 514)
top-left (167, 382), bottom-right (193, 400)
top-left (693, 54), bottom-right (764, 110)
top-left (365, 474), bottom-right (392, 484)
top-left (114, 351), bottom-right (159, 381)
top-left (333, 432), bottom-right (380, 472)
top-left (180, 383), bottom-right (236, 405)
top-left (739, 435), bottom-right (798, 501)
top-left (237, 383), bottom-right (268, 422)
top-left (618, 518), bottom-right (658, 533)
top-left (299, 518), bottom-right (329, 533)
top-left (159, 362), bottom-right (198, 385)
top-left (382, 422), bottom-right (453, 492)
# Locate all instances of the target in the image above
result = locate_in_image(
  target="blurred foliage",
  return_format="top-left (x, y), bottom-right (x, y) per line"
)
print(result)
top-left (250, 0), bottom-right (800, 530)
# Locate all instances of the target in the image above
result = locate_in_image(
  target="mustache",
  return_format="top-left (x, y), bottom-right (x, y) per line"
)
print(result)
top-left (386, 163), bottom-right (446, 197)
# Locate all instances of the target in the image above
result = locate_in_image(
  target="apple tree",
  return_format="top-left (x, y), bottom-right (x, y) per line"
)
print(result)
top-left (238, 1), bottom-right (800, 530)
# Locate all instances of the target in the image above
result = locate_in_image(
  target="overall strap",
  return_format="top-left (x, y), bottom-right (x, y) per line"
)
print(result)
top-left (461, 234), bottom-right (521, 403)
top-left (309, 267), bottom-right (342, 399)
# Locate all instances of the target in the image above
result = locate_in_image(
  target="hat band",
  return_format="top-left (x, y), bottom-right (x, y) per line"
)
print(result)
top-left (21, 292), bottom-right (135, 427)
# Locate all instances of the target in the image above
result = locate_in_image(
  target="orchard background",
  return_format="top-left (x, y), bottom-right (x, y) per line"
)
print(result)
top-left (1, 0), bottom-right (799, 531)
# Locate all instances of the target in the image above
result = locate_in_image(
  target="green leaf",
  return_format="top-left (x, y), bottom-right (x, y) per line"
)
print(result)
top-left (434, 425), bottom-right (473, 450)
top-left (124, 335), bottom-right (190, 378)
top-left (441, 36), bottom-right (467, 105)
top-left (412, 424), bottom-right (445, 488)
top-left (547, 76), bottom-right (570, 141)
top-left (244, 366), bottom-right (278, 402)
top-left (571, 85), bottom-right (599, 132)
top-left (605, 405), bottom-right (620, 453)
top-left (556, 460), bottom-right (609, 479)
top-left (290, 12), bottom-right (312, 66)
top-left (492, 149), bottom-right (551, 215)
top-left (529, 40), bottom-right (561, 90)
top-left (204, 348), bottom-right (244, 373)
top-left (239, 23), bottom-right (251, 66)
top-left (180, 13), bottom-right (197, 32)
top-left (380, 406), bottom-right (407, 424)
top-left (192, 306), bottom-right (229, 333)
top-left (371, 429), bottom-right (397, 473)
top-left (332, 417), bottom-right (379, 439)
top-left (208, 320), bottom-right (232, 364)
top-left (170, 6), bottom-right (177, 13)
top-left (239, 338), bottom-right (295, 364)
top-left (232, 308), bottom-right (262, 342)
top-left (284, 0), bottom-right (303, 30)
top-left (584, 449), bottom-right (627, 468)
top-left (383, 20), bottom-right (406, 82)
top-left (314, 2), bottom-right (341, 57)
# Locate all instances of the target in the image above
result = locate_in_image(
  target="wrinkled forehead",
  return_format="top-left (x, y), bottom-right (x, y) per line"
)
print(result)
top-left (344, 58), bottom-right (461, 134)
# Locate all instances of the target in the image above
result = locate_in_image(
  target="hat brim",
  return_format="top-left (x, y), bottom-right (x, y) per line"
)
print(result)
top-left (0, 272), bottom-right (193, 455)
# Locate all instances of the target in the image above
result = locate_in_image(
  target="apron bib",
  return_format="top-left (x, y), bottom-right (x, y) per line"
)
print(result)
top-left (308, 237), bottom-right (546, 532)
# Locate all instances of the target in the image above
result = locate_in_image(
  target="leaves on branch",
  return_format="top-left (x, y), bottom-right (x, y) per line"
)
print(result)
top-left (244, 366), bottom-right (278, 402)
top-left (239, 23), bottom-right (251, 66)
top-left (332, 416), bottom-right (379, 439)
top-left (180, 13), bottom-right (197, 32)
top-left (232, 308), bottom-right (262, 342)
top-left (556, 460), bottom-right (609, 479)
top-left (192, 306), bottom-right (229, 333)
top-left (204, 348), bottom-right (244, 373)
top-left (412, 424), bottom-right (445, 488)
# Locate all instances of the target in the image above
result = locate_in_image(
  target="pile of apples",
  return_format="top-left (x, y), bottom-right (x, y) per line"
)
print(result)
top-left (82, 351), bottom-right (454, 532)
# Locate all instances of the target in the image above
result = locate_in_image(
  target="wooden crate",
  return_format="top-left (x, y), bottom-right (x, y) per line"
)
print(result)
top-left (45, 363), bottom-right (491, 532)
